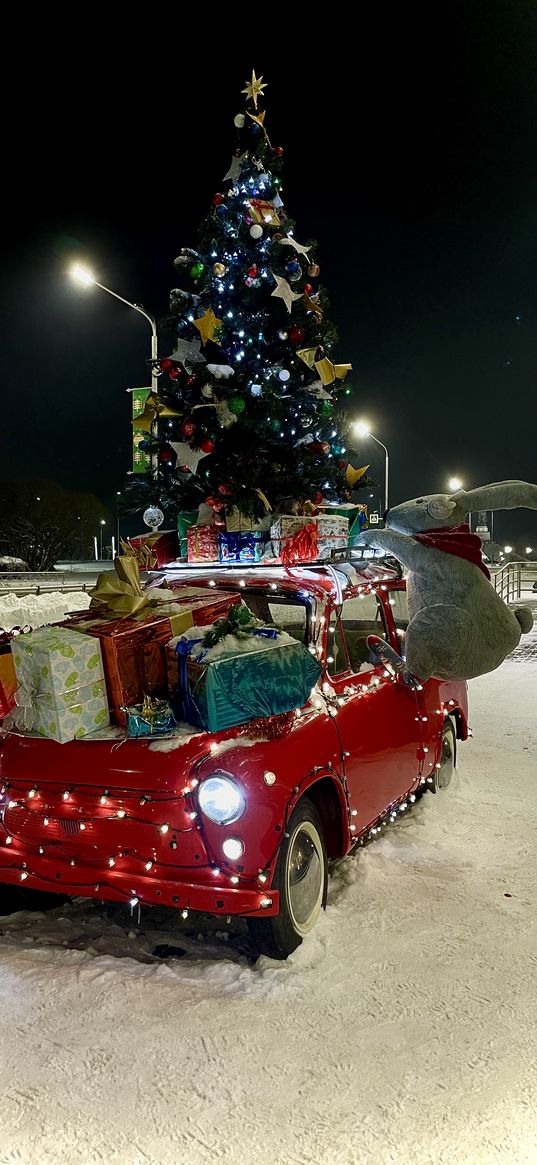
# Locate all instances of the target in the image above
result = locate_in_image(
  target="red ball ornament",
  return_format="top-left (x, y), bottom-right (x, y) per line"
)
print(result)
top-left (212, 193), bottom-right (224, 206)
top-left (309, 441), bottom-right (324, 454)
top-left (186, 375), bottom-right (197, 387)
top-left (168, 367), bottom-right (181, 381)
top-left (182, 420), bottom-right (195, 438)
top-left (205, 495), bottom-right (216, 507)
top-left (287, 325), bottom-right (305, 345)
top-left (275, 146), bottom-right (284, 157)
top-left (160, 357), bottom-right (174, 371)
top-left (247, 265), bottom-right (258, 278)
top-left (200, 438), bottom-right (215, 453)
top-left (159, 444), bottom-right (175, 463)
top-left (304, 283), bottom-right (313, 296)
top-left (312, 490), bottom-right (324, 505)
top-left (218, 483), bottom-right (232, 496)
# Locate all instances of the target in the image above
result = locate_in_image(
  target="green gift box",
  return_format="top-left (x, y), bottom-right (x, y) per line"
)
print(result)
top-left (177, 510), bottom-right (199, 559)
top-left (10, 626), bottom-right (110, 744)
top-left (183, 637), bottom-right (322, 733)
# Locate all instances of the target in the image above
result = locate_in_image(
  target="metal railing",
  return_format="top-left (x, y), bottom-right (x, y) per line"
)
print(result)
top-left (0, 572), bottom-right (93, 596)
top-left (492, 560), bottom-right (537, 603)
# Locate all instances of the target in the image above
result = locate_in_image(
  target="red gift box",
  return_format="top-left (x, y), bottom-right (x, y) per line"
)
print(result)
top-left (187, 525), bottom-right (220, 563)
top-left (151, 587), bottom-right (240, 626)
top-left (127, 529), bottom-right (179, 568)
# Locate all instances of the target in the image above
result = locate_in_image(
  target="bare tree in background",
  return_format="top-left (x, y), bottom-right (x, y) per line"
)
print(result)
top-left (0, 480), bottom-right (111, 571)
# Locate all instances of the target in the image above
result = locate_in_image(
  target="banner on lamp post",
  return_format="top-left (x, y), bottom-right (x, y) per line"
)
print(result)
top-left (129, 388), bottom-right (151, 474)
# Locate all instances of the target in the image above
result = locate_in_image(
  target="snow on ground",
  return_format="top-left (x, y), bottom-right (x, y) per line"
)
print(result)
top-left (0, 590), bottom-right (91, 632)
top-left (0, 610), bottom-right (535, 1164)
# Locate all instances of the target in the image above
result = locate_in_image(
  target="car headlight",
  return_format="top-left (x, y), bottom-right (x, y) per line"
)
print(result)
top-left (197, 772), bottom-right (246, 825)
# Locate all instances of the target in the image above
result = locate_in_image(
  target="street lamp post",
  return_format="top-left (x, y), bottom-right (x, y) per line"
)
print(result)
top-left (70, 265), bottom-right (159, 397)
top-left (100, 520), bottom-right (106, 560)
top-left (352, 422), bottom-right (389, 514)
top-left (116, 491), bottom-right (122, 554)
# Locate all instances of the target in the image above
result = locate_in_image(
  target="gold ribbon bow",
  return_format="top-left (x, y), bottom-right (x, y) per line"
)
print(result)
top-left (90, 558), bottom-right (195, 635)
top-left (90, 557), bottom-right (149, 618)
top-left (132, 392), bottom-right (181, 434)
top-left (120, 534), bottom-right (160, 569)
top-left (297, 347), bottom-right (352, 386)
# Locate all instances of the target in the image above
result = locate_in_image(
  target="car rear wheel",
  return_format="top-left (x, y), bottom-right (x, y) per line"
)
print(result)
top-left (248, 797), bottom-right (327, 960)
top-left (433, 719), bottom-right (456, 792)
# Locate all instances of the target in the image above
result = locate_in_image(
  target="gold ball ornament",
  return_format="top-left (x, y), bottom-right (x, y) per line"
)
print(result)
top-left (308, 263), bottom-right (321, 277)
top-left (213, 262), bottom-right (227, 277)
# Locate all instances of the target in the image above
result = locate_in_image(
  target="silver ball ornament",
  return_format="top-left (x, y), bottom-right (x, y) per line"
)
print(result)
top-left (143, 506), bottom-right (164, 530)
top-left (234, 113), bottom-right (246, 128)
top-left (250, 224), bottom-right (263, 240)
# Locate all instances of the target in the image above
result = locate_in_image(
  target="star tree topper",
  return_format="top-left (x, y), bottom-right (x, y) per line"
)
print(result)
top-left (193, 307), bottom-right (223, 345)
top-left (271, 274), bottom-right (302, 313)
top-left (242, 70), bottom-right (267, 110)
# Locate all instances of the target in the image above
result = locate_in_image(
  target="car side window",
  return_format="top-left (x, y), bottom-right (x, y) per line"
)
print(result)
top-left (388, 589), bottom-right (409, 630)
top-left (340, 592), bottom-right (389, 674)
top-left (326, 609), bottom-right (350, 676)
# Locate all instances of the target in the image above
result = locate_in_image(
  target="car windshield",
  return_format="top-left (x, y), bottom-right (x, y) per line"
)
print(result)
top-left (245, 592), bottom-right (310, 645)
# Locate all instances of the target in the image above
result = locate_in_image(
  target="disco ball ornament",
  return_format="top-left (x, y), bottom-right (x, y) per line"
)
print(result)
top-left (278, 369), bottom-right (291, 382)
top-left (143, 506), bottom-right (164, 530)
top-left (234, 113), bottom-right (246, 128)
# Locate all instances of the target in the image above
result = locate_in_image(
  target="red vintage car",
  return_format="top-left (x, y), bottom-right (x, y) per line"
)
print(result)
top-left (0, 561), bottom-right (468, 959)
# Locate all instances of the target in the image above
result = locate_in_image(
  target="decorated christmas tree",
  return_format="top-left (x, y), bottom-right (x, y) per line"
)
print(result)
top-left (127, 71), bottom-right (369, 532)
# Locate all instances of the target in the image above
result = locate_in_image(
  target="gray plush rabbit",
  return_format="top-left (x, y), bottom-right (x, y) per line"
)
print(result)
top-left (355, 480), bottom-right (536, 682)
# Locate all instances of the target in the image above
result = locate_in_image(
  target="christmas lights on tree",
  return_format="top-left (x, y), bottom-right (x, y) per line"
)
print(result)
top-left (126, 70), bottom-right (370, 527)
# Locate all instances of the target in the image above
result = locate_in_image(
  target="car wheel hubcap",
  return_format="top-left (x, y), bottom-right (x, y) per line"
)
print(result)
top-left (286, 821), bottom-right (324, 936)
top-left (436, 731), bottom-right (454, 789)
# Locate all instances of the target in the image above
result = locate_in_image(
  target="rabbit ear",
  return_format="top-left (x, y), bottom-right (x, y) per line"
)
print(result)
top-left (453, 480), bottom-right (537, 512)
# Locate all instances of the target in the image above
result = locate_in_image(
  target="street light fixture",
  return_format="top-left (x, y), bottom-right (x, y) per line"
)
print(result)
top-left (448, 476), bottom-right (463, 492)
top-left (100, 519), bottom-right (106, 560)
top-left (351, 420), bottom-right (389, 514)
top-left (504, 545), bottom-right (513, 554)
top-left (69, 264), bottom-right (158, 396)
top-left (525, 547), bottom-right (533, 556)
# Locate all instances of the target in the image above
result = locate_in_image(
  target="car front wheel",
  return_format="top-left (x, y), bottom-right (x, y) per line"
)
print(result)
top-left (433, 719), bottom-right (456, 791)
top-left (248, 797), bottom-right (327, 960)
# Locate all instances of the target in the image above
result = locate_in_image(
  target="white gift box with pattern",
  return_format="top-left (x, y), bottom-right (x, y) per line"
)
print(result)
top-left (269, 514), bottom-right (349, 560)
top-left (10, 626), bottom-right (110, 744)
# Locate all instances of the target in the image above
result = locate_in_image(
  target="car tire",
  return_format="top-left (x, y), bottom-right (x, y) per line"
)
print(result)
top-left (432, 718), bottom-right (456, 792)
top-left (248, 797), bottom-right (327, 961)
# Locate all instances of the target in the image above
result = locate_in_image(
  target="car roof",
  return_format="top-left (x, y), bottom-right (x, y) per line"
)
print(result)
top-left (150, 560), bottom-right (401, 604)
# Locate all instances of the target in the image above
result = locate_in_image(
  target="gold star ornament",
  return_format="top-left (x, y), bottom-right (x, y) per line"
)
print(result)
top-left (193, 308), bottom-right (223, 346)
top-left (242, 70), bottom-right (267, 110)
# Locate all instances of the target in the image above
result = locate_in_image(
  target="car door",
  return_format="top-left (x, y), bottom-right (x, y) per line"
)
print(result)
top-left (325, 588), bottom-right (422, 830)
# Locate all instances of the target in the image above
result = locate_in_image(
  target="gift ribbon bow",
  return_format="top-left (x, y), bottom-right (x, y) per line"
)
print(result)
top-left (297, 347), bottom-right (352, 386)
top-left (132, 392), bottom-right (181, 434)
top-left (281, 521), bottom-right (319, 566)
top-left (120, 534), bottom-right (160, 569)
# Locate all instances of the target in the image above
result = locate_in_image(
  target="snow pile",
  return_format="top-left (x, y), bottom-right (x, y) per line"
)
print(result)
top-left (0, 632), bottom-right (535, 1163)
top-left (0, 590), bottom-right (91, 632)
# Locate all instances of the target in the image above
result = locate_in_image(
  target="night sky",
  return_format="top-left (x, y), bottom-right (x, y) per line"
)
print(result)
top-left (2, 7), bottom-right (537, 551)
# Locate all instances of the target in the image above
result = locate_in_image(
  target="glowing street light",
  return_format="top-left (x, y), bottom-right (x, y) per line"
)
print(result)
top-left (526, 547), bottom-right (533, 556)
top-left (504, 545), bottom-right (513, 554)
top-left (351, 420), bottom-right (389, 512)
top-left (448, 476), bottom-right (463, 492)
top-left (69, 264), bottom-right (158, 395)
top-left (100, 519), bottom-right (106, 560)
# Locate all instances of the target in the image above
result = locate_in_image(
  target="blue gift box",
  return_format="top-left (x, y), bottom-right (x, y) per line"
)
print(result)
top-left (219, 531), bottom-right (265, 563)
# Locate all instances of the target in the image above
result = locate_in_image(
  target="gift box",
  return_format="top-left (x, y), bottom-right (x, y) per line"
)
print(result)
top-left (270, 514), bottom-right (349, 563)
top-left (172, 634), bottom-right (322, 733)
top-left (187, 525), bottom-right (220, 563)
top-left (124, 529), bottom-right (179, 569)
top-left (177, 510), bottom-right (199, 559)
top-left (219, 531), bottom-right (265, 563)
top-left (150, 587), bottom-right (241, 626)
top-left (0, 646), bottom-right (17, 718)
top-left (63, 608), bottom-right (194, 727)
top-left (125, 696), bottom-right (176, 738)
top-left (8, 627), bottom-right (109, 743)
